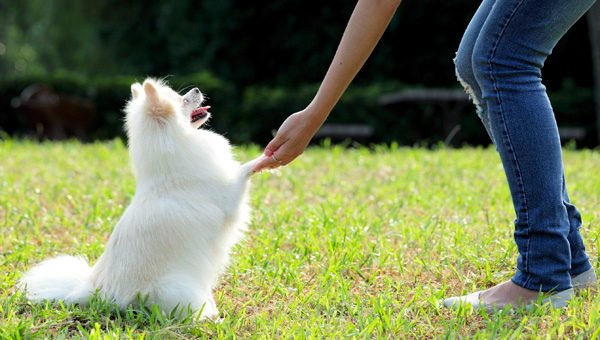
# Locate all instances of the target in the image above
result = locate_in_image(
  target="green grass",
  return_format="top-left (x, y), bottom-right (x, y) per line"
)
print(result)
top-left (1, 138), bottom-right (599, 339)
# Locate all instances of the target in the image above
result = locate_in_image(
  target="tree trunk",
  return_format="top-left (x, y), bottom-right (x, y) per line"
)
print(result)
top-left (587, 1), bottom-right (600, 145)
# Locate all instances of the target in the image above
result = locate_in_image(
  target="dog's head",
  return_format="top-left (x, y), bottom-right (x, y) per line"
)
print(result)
top-left (126, 78), bottom-right (211, 133)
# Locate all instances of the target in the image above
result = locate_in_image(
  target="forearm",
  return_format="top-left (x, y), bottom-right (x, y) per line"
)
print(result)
top-left (307, 0), bottom-right (402, 126)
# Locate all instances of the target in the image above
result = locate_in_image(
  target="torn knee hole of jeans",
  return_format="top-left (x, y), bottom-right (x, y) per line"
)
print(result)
top-left (455, 67), bottom-right (482, 113)
top-left (455, 66), bottom-right (496, 145)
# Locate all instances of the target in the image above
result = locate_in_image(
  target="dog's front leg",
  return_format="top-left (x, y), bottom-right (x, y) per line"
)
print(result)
top-left (223, 157), bottom-right (262, 220)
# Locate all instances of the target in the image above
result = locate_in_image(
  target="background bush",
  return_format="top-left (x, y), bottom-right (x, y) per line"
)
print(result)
top-left (1, 74), bottom-right (596, 147)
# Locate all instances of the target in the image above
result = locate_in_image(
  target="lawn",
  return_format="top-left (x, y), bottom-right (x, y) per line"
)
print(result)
top-left (1, 138), bottom-right (599, 339)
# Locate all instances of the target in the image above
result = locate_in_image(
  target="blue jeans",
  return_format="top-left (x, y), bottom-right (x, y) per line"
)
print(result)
top-left (455, 0), bottom-right (596, 292)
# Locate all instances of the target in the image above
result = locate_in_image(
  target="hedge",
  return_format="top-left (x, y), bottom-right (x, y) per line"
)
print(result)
top-left (0, 73), bottom-right (596, 147)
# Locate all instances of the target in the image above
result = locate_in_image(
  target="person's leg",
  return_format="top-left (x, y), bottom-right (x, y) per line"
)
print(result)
top-left (450, 0), bottom-right (595, 309)
top-left (472, 0), bottom-right (595, 294)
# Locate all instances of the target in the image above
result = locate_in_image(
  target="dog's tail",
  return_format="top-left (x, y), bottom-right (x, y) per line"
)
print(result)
top-left (19, 255), bottom-right (95, 305)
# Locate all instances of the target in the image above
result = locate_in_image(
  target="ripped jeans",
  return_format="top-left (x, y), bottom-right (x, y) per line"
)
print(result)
top-left (455, 0), bottom-right (596, 292)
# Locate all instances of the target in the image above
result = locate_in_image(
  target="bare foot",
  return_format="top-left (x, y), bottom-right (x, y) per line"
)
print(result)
top-left (479, 280), bottom-right (542, 309)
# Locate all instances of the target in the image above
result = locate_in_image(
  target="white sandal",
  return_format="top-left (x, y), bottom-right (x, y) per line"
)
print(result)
top-left (441, 288), bottom-right (575, 312)
top-left (571, 267), bottom-right (597, 291)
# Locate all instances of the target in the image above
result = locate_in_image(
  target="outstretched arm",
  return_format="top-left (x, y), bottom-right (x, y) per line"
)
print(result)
top-left (254, 0), bottom-right (402, 172)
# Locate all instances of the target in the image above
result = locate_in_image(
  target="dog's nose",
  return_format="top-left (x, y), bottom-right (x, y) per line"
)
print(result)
top-left (193, 88), bottom-right (200, 94)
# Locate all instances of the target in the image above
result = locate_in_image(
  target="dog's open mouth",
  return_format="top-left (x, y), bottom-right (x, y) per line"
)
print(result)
top-left (191, 106), bottom-right (211, 123)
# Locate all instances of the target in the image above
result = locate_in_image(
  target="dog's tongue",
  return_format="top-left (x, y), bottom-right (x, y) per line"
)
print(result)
top-left (199, 106), bottom-right (211, 114)
top-left (192, 106), bottom-right (211, 117)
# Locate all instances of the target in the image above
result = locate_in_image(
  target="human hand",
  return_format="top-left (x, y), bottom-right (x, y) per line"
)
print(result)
top-left (253, 110), bottom-right (322, 172)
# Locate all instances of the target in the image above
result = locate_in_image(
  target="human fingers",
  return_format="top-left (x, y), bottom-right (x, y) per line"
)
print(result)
top-left (254, 140), bottom-right (298, 172)
top-left (253, 152), bottom-right (281, 172)
top-left (255, 136), bottom-right (283, 172)
top-left (263, 138), bottom-right (282, 157)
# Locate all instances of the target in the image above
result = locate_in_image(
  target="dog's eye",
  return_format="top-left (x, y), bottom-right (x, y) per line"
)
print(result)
top-left (183, 99), bottom-right (189, 105)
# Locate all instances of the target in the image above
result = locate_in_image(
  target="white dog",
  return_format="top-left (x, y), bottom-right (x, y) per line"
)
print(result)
top-left (20, 78), bottom-right (259, 319)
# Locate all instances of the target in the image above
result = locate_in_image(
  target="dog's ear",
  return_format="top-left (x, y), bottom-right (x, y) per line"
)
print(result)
top-left (143, 79), bottom-right (175, 119)
top-left (131, 83), bottom-right (142, 99)
top-left (143, 80), bottom-right (160, 106)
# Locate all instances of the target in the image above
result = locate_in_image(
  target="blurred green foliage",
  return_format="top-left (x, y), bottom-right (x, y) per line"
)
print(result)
top-left (0, 0), bottom-right (596, 146)
top-left (0, 72), bottom-right (234, 141)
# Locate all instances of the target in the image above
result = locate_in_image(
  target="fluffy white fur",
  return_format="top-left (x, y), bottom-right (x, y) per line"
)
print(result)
top-left (20, 78), bottom-right (259, 319)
